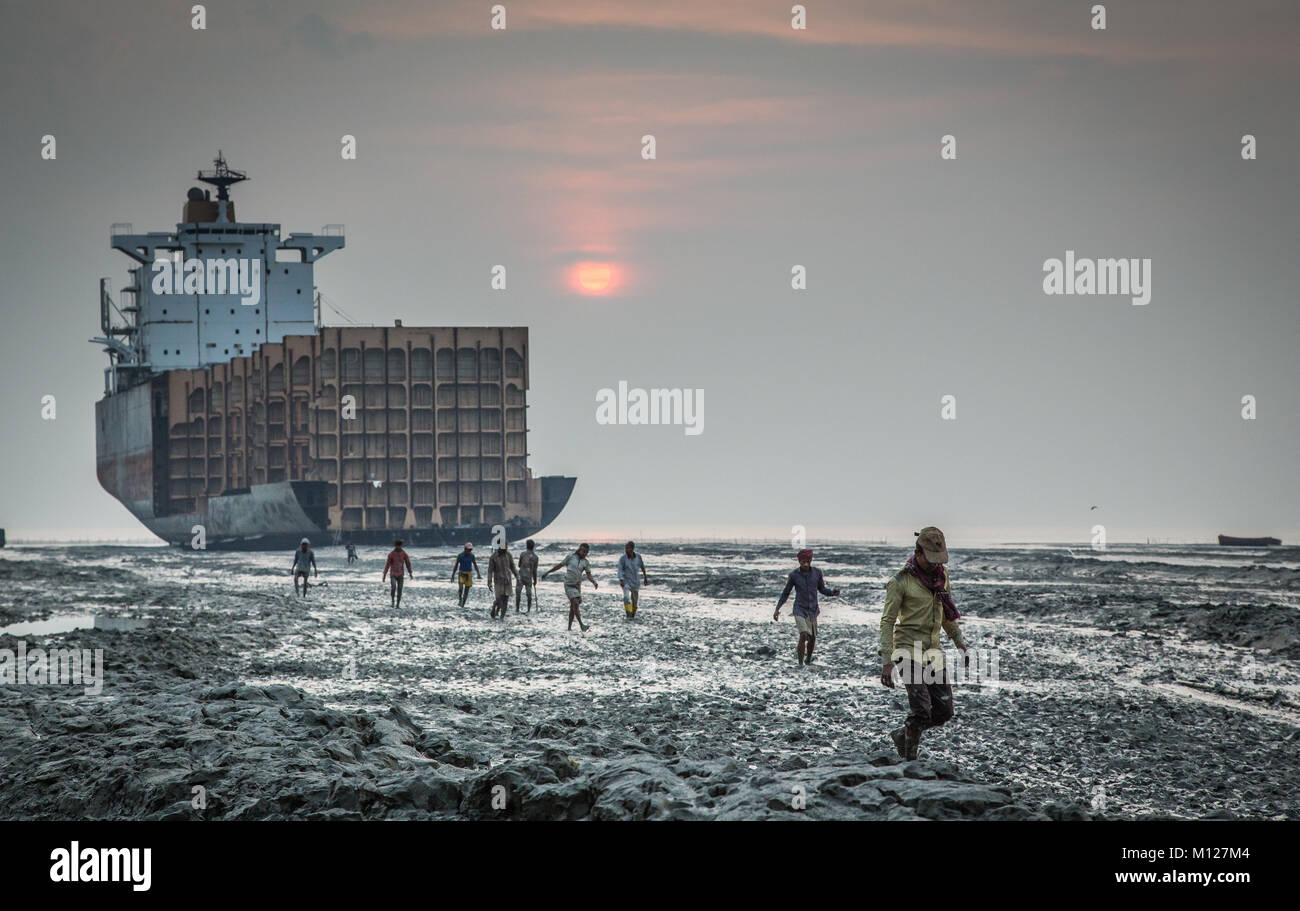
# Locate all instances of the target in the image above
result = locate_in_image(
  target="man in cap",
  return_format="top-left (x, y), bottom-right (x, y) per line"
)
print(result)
top-left (488, 540), bottom-right (519, 619)
top-left (880, 526), bottom-right (969, 760)
top-left (451, 543), bottom-right (480, 607)
top-left (774, 549), bottom-right (840, 666)
top-left (291, 537), bottom-right (317, 598)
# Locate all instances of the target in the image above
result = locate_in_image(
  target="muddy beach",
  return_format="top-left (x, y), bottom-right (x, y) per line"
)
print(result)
top-left (1, 542), bottom-right (1296, 820)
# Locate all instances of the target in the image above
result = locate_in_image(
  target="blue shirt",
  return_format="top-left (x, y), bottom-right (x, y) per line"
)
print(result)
top-left (456, 552), bottom-right (476, 572)
top-left (777, 567), bottom-right (833, 618)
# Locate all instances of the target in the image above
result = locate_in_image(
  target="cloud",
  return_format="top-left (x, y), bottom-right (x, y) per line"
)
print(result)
top-left (329, 0), bottom-right (1300, 64)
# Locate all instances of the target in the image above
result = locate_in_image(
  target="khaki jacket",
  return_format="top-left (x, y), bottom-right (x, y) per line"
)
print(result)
top-left (488, 550), bottom-right (517, 586)
top-left (880, 567), bottom-right (966, 670)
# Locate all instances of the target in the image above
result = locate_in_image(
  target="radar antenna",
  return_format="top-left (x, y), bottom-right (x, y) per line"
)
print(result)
top-left (196, 150), bottom-right (248, 203)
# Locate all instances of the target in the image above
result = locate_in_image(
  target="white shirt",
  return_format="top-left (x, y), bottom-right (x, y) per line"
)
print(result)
top-left (618, 553), bottom-right (645, 588)
top-left (562, 553), bottom-right (589, 586)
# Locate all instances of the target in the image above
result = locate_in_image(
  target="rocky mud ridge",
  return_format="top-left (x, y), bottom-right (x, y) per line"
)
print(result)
top-left (0, 653), bottom-right (1044, 821)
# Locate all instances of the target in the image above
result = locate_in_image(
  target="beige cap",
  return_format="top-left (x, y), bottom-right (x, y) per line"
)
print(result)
top-left (915, 526), bottom-right (948, 563)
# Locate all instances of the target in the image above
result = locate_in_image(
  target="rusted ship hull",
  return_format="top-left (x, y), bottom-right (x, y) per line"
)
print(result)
top-left (96, 327), bottom-right (576, 549)
top-left (1217, 535), bottom-right (1282, 547)
top-left (90, 473), bottom-right (575, 550)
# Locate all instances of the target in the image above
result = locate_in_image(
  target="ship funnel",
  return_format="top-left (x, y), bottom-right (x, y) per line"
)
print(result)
top-left (182, 185), bottom-right (234, 223)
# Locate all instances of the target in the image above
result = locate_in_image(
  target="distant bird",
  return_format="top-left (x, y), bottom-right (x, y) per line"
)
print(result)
top-left (1090, 505), bottom-right (1099, 510)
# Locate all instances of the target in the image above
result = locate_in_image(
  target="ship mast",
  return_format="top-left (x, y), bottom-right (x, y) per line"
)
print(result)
top-left (196, 151), bottom-right (247, 224)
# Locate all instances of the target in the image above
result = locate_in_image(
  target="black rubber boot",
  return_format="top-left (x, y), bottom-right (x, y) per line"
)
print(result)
top-left (891, 727), bottom-right (909, 759)
top-left (905, 727), bottom-right (921, 761)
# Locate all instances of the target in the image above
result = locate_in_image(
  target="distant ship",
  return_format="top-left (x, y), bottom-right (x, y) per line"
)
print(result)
top-left (92, 154), bottom-right (575, 550)
top-left (1217, 535), bottom-right (1282, 547)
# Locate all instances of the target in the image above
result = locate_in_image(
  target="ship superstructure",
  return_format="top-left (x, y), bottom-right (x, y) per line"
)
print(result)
top-left (93, 155), bottom-right (575, 548)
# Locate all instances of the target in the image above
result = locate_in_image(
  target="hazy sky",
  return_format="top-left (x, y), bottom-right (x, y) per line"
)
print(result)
top-left (1, 0), bottom-right (1297, 543)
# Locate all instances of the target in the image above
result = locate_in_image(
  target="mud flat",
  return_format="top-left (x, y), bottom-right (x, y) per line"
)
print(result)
top-left (0, 543), bottom-right (1296, 820)
top-left (0, 665), bottom-right (1039, 821)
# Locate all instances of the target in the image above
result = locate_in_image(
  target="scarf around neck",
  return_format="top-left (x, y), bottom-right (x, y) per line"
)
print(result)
top-left (904, 555), bottom-right (960, 621)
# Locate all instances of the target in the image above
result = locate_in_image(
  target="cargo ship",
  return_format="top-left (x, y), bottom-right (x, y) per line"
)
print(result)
top-left (1217, 535), bottom-right (1282, 547)
top-left (92, 154), bottom-right (575, 550)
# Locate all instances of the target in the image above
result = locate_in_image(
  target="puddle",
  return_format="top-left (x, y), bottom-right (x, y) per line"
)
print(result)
top-left (0, 615), bottom-right (150, 637)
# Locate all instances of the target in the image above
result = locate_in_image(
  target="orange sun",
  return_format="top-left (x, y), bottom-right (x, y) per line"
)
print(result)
top-left (572, 262), bottom-right (615, 295)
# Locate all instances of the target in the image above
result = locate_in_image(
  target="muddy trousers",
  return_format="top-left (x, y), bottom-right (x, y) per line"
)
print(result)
top-left (903, 665), bottom-right (953, 732)
top-left (491, 586), bottom-right (511, 616)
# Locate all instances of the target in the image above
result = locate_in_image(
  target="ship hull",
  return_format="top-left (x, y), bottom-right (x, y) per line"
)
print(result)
top-left (99, 473), bottom-right (575, 550)
top-left (161, 524), bottom-right (564, 551)
top-left (1217, 535), bottom-right (1282, 547)
top-left (95, 345), bottom-right (577, 550)
top-left (153, 476), bottom-right (574, 550)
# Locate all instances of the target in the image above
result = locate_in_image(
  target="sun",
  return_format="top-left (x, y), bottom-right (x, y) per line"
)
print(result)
top-left (572, 262), bottom-right (615, 295)
top-left (579, 266), bottom-right (611, 292)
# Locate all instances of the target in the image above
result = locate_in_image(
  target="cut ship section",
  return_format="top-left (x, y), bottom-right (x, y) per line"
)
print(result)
top-left (93, 154), bottom-right (575, 549)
